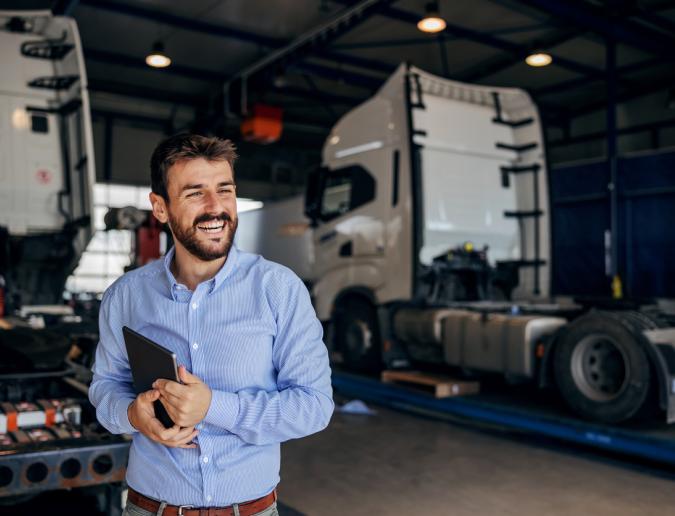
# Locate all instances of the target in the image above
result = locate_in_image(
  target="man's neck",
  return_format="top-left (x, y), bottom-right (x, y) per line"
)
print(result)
top-left (170, 244), bottom-right (227, 291)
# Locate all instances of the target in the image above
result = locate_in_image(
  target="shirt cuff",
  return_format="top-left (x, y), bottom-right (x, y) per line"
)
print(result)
top-left (115, 396), bottom-right (139, 435)
top-left (203, 389), bottom-right (239, 430)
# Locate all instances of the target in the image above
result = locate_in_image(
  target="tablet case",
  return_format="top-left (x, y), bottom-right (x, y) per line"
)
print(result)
top-left (122, 326), bottom-right (179, 428)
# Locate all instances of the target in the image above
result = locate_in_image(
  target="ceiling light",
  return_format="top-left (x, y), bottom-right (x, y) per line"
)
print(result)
top-left (145, 41), bottom-right (171, 68)
top-left (525, 52), bottom-right (552, 67)
top-left (417, 2), bottom-right (446, 34)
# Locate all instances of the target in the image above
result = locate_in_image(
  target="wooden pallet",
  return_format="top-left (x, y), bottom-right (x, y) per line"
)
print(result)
top-left (381, 370), bottom-right (480, 398)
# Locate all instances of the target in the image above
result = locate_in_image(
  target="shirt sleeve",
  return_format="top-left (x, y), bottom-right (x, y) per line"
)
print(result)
top-left (88, 287), bottom-right (138, 435)
top-left (203, 274), bottom-right (334, 444)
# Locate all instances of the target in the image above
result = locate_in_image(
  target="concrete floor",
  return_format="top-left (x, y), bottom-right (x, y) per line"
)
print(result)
top-left (279, 403), bottom-right (675, 516)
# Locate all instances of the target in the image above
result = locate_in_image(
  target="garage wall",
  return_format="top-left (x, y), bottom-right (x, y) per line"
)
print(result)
top-left (547, 90), bottom-right (675, 165)
top-left (550, 148), bottom-right (675, 299)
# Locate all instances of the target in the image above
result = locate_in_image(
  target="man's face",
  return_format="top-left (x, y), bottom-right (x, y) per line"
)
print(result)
top-left (150, 158), bottom-right (238, 262)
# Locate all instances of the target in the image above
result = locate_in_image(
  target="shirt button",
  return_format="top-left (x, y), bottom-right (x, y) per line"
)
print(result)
top-left (192, 302), bottom-right (198, 310)
top-left (192, 342), bottom-right (199, 350)
top-left (206, 495), bottom-right (212, 503)
top-left (197, 423), bottom-right (203, 430)
top-left (202, 456), bottom-right (209, 464)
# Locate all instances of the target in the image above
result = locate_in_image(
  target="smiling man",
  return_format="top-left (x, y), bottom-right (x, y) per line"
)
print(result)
top-left (89, 134), bottom-right (334, 516)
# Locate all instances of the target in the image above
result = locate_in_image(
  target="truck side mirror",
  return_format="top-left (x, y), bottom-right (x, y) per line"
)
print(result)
top-left (304, 167), bottom-right (326, 225)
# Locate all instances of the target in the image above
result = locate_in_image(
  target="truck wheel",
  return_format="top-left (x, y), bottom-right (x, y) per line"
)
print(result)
top-left (553, 311), bottom-right (653, 423)
top-left (335, 298), bottom-right (382, 373)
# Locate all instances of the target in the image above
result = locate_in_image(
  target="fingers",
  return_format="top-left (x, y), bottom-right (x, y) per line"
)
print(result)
top-left (179, 365), bottom-right (202, 385)
top-left (157, 423), bottom-right (185, 441)
top-left (165, 426), bottom-right (198, 444)
top-left (162, 428), bottom-right (199, 448)
top-left (157, 388), bottom-right (183, 406)
top-left (153, 379), bottom-right (185, 397)
top-left (138, 389), bottom-right (160, 404)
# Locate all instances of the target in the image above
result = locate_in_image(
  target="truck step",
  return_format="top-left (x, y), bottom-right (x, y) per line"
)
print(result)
top-left (381, 370), bottom-right (480, 398)
top-left (500, 164), bottom-right (541, 174)
top-left (496, 142), bottom-right (538, 153)
top-left (503, 210), bottom-right (544, 218)
top-left (497, 259), bottom-right (546, 268)
top-left (21, 41), bottom-right (74, 60)
top-left (28, 75), bottom-right (79, 90)
top-left (500, 164), bottom-right (541, 187)
top-left (492, 117), bottom-right (534, 128)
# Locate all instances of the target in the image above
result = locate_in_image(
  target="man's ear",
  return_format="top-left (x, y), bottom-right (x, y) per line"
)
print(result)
top-left (149, 192), bottom-right (169, 224)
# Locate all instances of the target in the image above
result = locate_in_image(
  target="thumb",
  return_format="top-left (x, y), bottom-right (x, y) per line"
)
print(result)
top-left (178, 365), bottom-right (200, 384)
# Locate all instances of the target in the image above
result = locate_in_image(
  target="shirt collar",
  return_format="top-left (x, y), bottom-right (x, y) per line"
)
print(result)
top-left (163, 244), bottom-right (239, 299)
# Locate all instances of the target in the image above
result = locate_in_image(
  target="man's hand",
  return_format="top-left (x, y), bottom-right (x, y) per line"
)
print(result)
top-left (127, 389), bottom-right (198, 448)
top-left (153, 366), bottom-right (212, 428)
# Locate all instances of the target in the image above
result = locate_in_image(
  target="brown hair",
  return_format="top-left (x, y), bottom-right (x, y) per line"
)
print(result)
top-left (150, 134), bottom-right (237, 201)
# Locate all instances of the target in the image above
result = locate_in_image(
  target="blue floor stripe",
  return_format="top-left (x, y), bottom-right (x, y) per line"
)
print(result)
top-left (332, 373), bottom-right (675, 466)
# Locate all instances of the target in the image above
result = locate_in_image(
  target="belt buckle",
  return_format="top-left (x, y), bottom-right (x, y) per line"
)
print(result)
top-left (177, 504), bottom-right (194, 516)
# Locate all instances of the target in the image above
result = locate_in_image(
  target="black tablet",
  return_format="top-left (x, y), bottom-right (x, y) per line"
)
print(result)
top-left (122, 326), bottom-right (179, 429)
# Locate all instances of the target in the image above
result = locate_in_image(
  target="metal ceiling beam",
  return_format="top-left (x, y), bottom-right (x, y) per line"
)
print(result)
top-left (227, 0), bottom-right (396, 85)
top-left (85, 51), bottom-right (365, 108)
top-left (81, 0), bottom-right (282, 47)
top-left (333, 0), bottom-right (605, 80)
top-left (86, 48), bottom-right (224, 81)
top-left (79, 0), bottom-right (393, 77)
top-left (460, 27), bottom-right (585, 82)
top-left (533, 57), bottom-right (663, 97)
top-left (224, 0), bottom-right (397, 115)
top-left (85, 48), bottom-right (380, 95)
top-left (632, 8), bottom-right (675, 37)
top-left (516, 0), bottom-right (675, 62)
top-left (88, 79), bottom-right (205, 106)
top-left (291, 61), bottom-right (382, 90)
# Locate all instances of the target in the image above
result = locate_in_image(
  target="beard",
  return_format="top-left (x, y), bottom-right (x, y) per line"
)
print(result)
top-left (167, 209), bottom-right (238, 262)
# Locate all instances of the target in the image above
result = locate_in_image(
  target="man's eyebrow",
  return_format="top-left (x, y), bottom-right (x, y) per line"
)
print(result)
top-left (181, 183), bottom-right (204, 192)
top-left (180, 181), bottom-right (235, 192)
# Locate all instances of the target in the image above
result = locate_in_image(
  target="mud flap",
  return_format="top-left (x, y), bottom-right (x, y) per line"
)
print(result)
top-left (643, 328), bottom-right (675, 423)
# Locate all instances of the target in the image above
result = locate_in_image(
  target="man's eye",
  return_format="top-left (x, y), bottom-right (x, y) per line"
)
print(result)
top-left (219, 188), bottom-right (234, 194)
top-left (187, 191), bottom-right (201, 198)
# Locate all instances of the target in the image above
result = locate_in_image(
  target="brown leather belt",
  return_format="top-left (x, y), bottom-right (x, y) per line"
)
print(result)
top-left (127, 487), bottom-right (277, 516)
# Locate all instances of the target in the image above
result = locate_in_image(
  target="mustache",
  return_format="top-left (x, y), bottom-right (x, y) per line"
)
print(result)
top-left (193, 212), bottom-right (233, 226)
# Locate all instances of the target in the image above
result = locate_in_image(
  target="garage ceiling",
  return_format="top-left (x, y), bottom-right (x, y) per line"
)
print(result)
top-left (6, 0), bottom-right (675, 182)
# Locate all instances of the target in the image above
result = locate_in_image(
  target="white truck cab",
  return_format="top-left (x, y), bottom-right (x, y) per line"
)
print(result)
top-left (307, 64), bottom-right (550, 321)
top-left (0, 10), bottom-right (95, 308)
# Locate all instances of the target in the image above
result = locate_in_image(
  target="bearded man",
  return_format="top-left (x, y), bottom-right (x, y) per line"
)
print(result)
top-left (89, 134), bottom-right (333, 516)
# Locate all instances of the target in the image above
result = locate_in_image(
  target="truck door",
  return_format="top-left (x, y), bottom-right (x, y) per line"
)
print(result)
top-left (306, 161), bottom-right (385, 307)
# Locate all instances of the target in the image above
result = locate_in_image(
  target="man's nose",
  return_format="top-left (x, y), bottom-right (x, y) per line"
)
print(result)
top-left (202, 190), bottom-right (221, 211)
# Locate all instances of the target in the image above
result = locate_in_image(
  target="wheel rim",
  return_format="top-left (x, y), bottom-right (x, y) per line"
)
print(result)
top-left (570, 333), bottom-right (629, 402)
top-left (345, 319), bottom-right (372, 358)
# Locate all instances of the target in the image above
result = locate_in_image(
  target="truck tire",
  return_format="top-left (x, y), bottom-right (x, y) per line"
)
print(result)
top-left (335, 297), bottom-right (382, 373)
top-left (553, 311), bottom-right (654, 423)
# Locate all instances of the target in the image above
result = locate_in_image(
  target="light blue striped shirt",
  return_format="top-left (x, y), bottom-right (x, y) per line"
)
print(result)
top-left (89, 245), bottom-right (333, 506)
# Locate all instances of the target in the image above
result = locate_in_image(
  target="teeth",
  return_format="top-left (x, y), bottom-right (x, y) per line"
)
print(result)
top-left (198, 225), bottom-right (224, 232)
top-left (197, 222), bottom-right (224, 231)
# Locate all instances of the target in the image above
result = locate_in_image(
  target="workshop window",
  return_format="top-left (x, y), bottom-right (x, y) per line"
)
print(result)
top-left (65, 183), bottom-right (152, 294)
